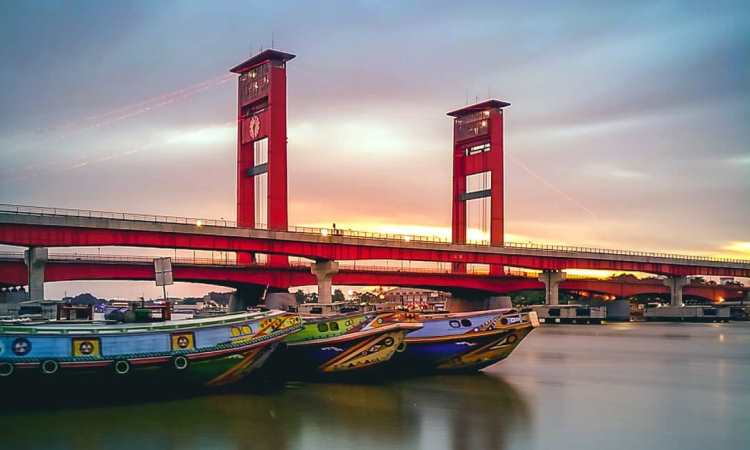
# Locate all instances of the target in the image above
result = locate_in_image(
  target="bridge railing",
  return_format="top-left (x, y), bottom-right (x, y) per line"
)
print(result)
top-left (2, 252), bottom-right (747, 286)
top-left (2, 203), bottom-right (749, 266)
top-left (285, 224), bottom-right (451, 244)
top-left (285, 227), bottom-right (750, 265)
top-left (0, 204), bottom-right (237, 228)
top-left (0, 251), bottom-right (539, 277)
top-left (498, 241), bottom-right (750, 265)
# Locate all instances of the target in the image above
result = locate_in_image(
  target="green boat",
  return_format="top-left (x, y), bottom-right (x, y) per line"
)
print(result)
top-left (264, 303), bottom-right (422, 377)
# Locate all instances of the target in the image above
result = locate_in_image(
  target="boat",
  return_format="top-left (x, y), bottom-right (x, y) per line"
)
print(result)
top-left (0, 309), bottom-right (302, 391)
top-left (384, 308), bottom-right (539, 373)
top-left (263, 302), bottom-right (422, 377)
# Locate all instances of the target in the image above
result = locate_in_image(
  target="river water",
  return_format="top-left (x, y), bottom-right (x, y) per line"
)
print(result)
top-left (3, 323), bottom-right (748, 450)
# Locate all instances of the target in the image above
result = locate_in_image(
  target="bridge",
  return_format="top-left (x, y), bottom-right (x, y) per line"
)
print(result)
top-left (1, 251), bottom-right (747, 304)
top-left (2, 48), bottom-right (748, 309)
top-left (1, 204), bottom-right (748, 307)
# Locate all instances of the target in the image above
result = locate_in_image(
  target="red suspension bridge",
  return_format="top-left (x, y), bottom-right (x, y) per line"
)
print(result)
top-left (1, 49), bottom-right (748, 307)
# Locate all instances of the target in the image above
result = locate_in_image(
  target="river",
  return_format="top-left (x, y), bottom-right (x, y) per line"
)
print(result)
top-left (2, 322), bottom-right (748, 450)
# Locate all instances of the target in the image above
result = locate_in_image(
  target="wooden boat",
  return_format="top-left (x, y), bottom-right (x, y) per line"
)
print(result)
top-left (0, 310), bottom-right (302, 390)
top-left (384, 308), bottom-right (539, 373)
top-left (264, 303), bottom-right (422, 377)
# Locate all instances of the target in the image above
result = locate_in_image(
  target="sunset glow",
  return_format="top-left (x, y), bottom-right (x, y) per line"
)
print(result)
top-left (1, 2), bottom-right (747, 299)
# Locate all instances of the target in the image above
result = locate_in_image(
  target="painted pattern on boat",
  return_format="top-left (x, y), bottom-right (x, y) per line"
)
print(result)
top-left (272, 312), bottom-right (421, 375)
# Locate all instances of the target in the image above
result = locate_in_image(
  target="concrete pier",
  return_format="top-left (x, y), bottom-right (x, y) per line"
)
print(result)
top-left (663, 276), bottom-right (689, 307)
top-left (24, 247), bottom-right (48, 301)
top-left (228, 285), bottom-right (266, 312)
top-left (311, 260), bottom-right (339, 304)
top-left (447, 295), bottom-right (512, 312)
top-left (539, 270), bottom-right (565, 305)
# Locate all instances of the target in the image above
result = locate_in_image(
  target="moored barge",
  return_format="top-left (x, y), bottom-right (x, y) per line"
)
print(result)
top-left (264, 303), bottom-right (422, 377)
top-left (385, 308), bottom-right (539, 372)
top-left (0, 310), bottom-right (302, 390)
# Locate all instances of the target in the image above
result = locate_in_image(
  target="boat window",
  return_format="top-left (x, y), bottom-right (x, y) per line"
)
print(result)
top-left (449, 320), bottom-right (461, 328)
top-left (317, 323), bottom-right (329, 332)
top-left (575, 308), bottom-right (589, 316)
top-left (548, 308), bottom-right (561, 317)
top-left (460, 319), bottom-right (472, 327)
top-left (329, 322), bottom-right (340, 331)
top-left (703, 308), bottom-right (718, 316)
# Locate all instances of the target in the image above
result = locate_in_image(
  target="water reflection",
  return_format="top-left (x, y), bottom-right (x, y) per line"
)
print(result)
top-left (0, 373), bottom-right (531, 450)
top-left (7, 323), bottom-right (745, 450)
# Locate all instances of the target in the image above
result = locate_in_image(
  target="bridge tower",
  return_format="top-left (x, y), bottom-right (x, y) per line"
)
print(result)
top-left (231, 49), bottom-right (295, 266)
top-left (447, 100), bottom-right (510, 274)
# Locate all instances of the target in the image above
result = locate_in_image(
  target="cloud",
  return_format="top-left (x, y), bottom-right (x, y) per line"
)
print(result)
top-left (727, 155), bottom-right (750, 165)
top-left (163, 123), bottom-right (234, 147)
top-left (609, 169), bottom-right (646, 179)
top-left (2, 1), bottom-right (749, 298)
top-left (723, 242), bottom-right (750, 258)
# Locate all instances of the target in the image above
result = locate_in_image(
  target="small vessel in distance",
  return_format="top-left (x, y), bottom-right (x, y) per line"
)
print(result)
top-left (0, 308), bottom-right (302, 390)
top-left (384, 308), bottom-right (539, 372)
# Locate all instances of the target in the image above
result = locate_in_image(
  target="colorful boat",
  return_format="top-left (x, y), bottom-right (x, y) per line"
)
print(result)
top-left (264, 304), bottom-right (422, 377)
top-left (0, 310), bottom-right (302, 390)
top-left (385, 308), bottom-right (539, 373)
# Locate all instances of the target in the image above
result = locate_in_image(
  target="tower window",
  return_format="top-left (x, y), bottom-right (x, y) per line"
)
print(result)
top-left (466, 171), bottom-right (491, 193)
top-left (465, 143), bottom-right (490, 156)
top-left (254, 138), bottom-right (268, 166)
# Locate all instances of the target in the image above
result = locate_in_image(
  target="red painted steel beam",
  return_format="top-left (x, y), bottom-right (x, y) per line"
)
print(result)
top-left (1, 260), bottom-right (746, 301)
top-left (1, 223), bottom-right (749, 277)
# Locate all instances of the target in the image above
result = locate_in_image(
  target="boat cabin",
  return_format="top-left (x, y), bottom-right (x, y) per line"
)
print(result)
top-left (297, 302), bottom-right (361, 316)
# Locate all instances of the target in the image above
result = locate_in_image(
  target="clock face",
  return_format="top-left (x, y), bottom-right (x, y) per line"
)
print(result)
top-left (249, 115), bottom-right (261, 139)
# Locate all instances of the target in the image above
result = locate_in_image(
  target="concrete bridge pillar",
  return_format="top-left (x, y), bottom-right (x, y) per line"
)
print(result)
top-left (311, 260), bottom-right (339, 304)
top-left (24, 247), bottom-right (48, 301)
top-left (663, 276), bottom-right (689, 307)
top-left (228, 285), bottom-right (266, 312)
top-left (539, 270), bottom-right (566, 305)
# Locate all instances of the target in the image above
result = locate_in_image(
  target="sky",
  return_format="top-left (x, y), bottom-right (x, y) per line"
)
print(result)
top-left (1, 1), bottom-right (749, 299)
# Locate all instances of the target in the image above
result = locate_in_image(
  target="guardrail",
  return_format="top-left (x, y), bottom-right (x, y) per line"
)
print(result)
top-left (2, 203), bottom-right (749, 266)
top-left (0, 203), bottom-right (236, 228)
top-left (1, 252), bottom-right (746, 285)
top-left (0, 251), bottom-right (539, 277)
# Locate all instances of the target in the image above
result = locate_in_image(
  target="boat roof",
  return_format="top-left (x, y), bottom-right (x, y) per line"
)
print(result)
top-left (0, 310), bottom-right (287, 335)
top-left (416, 308), bottom-right (516, 320)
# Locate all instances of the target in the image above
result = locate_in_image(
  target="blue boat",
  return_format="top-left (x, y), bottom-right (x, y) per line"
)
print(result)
top-left (385, 308), bottom-right (539, 372)
top-left (0, 310), bottom-right (302, 390)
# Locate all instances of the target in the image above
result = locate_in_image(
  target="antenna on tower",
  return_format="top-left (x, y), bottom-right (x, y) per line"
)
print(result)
top-left (465, 89), bottom-right (469, 105)
top-left (271, 31), bottom-right (275, 49)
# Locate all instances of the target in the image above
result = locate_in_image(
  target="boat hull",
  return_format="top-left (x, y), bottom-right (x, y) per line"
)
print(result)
top-left (388, 310), bottom-right (538, 373)
top-left (262, 313), bottom-right (421, 378)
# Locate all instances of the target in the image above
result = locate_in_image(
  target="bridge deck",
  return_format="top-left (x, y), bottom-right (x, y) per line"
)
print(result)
top-left (1, 204), bottom-right (749, 277)
top-left (1, 252), bottom-right (746, 301)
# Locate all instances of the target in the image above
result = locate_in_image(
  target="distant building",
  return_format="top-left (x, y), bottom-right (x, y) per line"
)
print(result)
top-left (0, 287), bottom-right (30, 317)
top-left (383, 288), bottom-right (451, 311)
top-left (203, 292), bottom-right (233, 306)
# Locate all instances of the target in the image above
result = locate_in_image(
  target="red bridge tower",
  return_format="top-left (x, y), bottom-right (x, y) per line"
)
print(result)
top-left (231, 49), bottom-right (295, 265)
top-left (448, 100), bottom-right (510, 274)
